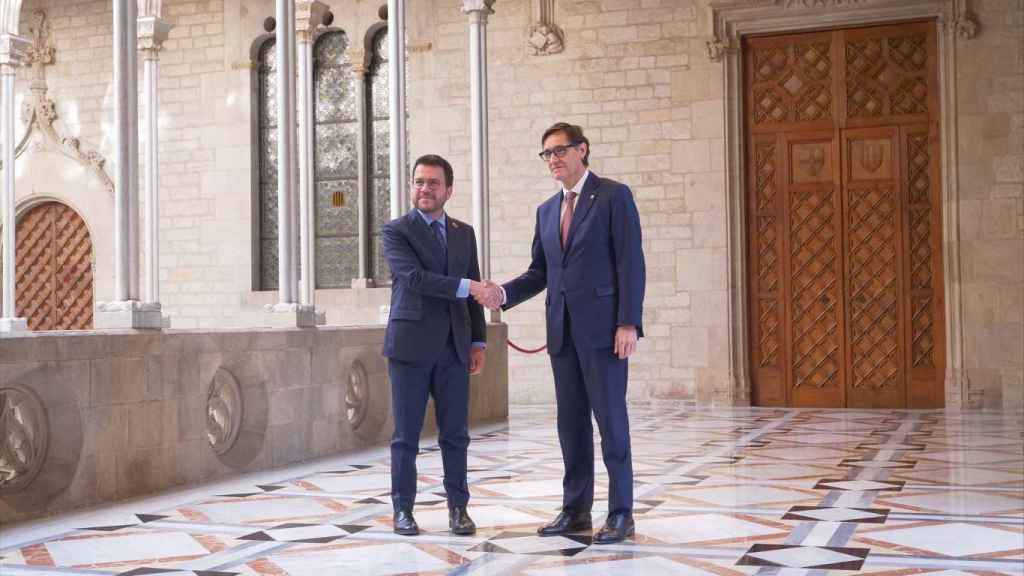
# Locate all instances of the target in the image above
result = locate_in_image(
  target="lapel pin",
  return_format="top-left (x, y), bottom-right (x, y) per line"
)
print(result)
top-left (590, 194), bottom-right (595, 200)
top-left (452, 222), bottom-right (459, 229)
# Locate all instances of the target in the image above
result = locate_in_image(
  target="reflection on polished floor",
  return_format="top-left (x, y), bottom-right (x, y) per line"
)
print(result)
top-left (2, 406), bottom-right (1022, 575)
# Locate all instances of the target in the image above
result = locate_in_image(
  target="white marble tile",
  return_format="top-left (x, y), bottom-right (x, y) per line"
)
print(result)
top-left (45, 532), bottom-right (210, 566)
top-left (269, 542), bottom-right (453, 575)
top-left (746, 546), bottom-right (862, 568)
top-left (640, 513), bottom-right (784, 543)
top-left (883, 490), bottom-right (1023, 515)
top-left (525, 556), bottom-right (719, 576)
top-left (864, 522), bottom-right (1023, 557)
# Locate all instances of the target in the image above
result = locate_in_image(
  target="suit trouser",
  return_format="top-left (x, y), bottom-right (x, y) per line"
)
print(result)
top-left (388, 333), bottom-right (470, 512)
top-left (550, 312), bottom-right (633, 515)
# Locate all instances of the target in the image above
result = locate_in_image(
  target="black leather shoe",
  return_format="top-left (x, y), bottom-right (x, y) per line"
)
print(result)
top-left (448, 506), bottom-right (476, 535)
top-left (393, 509), bottom-right (419, 536)
top-left (593, 513), bottom-right (634, 544)
top-left (537, 510), bottom-right (592, 536)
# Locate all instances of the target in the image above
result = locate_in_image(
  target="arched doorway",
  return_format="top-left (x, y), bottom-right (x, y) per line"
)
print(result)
top-left (15, 201), bottom-right (94, 330)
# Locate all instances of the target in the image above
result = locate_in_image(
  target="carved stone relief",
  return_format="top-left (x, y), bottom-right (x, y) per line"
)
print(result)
top-left (207, 368), bottom-right (243, 455)
top-left (528, 0), bottom-right (564, 56)
top-left (10, 9), bottom-right (114, 195)
top-left (0, 386), bottom-right (48, 493)
top-left (345, 359), bottom-right (368, 429)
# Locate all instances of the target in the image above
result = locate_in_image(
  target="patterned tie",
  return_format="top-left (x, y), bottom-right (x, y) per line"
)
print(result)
top-left (560, 190), bottom-right (577, 248)
top-left (430, 220), bottom-right (447, 262)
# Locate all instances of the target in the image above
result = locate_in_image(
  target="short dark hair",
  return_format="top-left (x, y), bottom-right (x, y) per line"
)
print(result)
top-left (541, 122), bottom-right (590, 166)
top-left (413, 154), bottom-right (454, 188)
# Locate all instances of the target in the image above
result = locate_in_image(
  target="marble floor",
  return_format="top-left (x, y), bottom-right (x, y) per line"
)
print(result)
top-left (2, 406), bottom-right (1022, 575)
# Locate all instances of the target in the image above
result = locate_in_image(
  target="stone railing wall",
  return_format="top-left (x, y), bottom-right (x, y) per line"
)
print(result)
top-left (0, 324), bottom-right (509, 523)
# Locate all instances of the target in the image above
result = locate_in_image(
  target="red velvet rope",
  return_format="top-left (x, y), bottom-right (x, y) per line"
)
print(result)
top-left (507, 340), bottom-right (547, 354)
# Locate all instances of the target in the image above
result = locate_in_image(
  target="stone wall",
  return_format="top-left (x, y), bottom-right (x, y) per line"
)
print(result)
top-left (5, 0), bottom-right (1021, 408)
top-left (0, 324), bottom-right (509, 523)
top-left (956, 0), bottom-right (1024, 409)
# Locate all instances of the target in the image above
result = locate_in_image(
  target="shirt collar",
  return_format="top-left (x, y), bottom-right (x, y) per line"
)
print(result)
top-left (562, 169), bottom-right (591, 197)
top-left (416, 209), bottom-right (447, 228)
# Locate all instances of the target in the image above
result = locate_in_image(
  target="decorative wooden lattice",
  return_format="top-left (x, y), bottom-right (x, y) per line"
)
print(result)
top-left (745, 21), bottom-right (944, 408)
top-left (14, 202), bottom-right (93, 331)
top-left (751, 36), bottom-right (833, 126)
top-left (846, 185), bottom-right (900, 389)
top-left (789, 188), bottom-right (841, 390)
top-left (846, 32), bottom-right (929, 119)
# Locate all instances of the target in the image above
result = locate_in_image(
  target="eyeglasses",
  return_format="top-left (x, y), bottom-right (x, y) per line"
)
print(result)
top-left (413, 178), bottom-right (444, 190)
top-left (538, 143), bottom-right (579, 161)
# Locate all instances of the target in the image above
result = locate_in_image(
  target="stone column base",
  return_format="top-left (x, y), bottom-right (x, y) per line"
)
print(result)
top-left (0, 317), bottom-right (28, 332)
top-left (264, 302), bottom-right (326, 328)
top-left (95, 301), bottom-right (164, 329)
top-left (351, 278), bottom-right (376, 289)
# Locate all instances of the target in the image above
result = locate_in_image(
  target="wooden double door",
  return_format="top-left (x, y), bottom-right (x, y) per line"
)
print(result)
top-left (745, 22), bottom-right (945, 408)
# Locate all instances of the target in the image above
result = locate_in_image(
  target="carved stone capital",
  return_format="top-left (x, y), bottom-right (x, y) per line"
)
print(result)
top-left (296, 0), bottom-right (329, 43)
top-left (952, 13), bottom-right (978, 39)
top-left (527, 21), bottom-right (564, 56)
top-left (462, 0), bottom-right (496, 18)
top-left (137, 16), bottom-right (171, 54)
top-left (0, 33), bottom-right (31, 69)
top-left (347, 48), bottom-right (368, 75)
top-left (706, 35), bottom-right (735, 62)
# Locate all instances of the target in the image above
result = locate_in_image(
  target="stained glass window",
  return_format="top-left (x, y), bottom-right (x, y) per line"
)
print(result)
top-left (368, 28), bottom-right (391, 284)
top-left (256, 38), bottom-right (278, 291)
top-left (313, 31), bottom-right (359, 288)
top-left (254, 25), bottom-right (392, 291)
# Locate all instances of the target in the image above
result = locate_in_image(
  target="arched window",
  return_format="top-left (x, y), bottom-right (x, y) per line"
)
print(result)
top-left (253, 25), bottom-right (392, 291)
top-left (255, 38), bottom-right (278, 291)
top-left (312, 30), bottom-right (359, 288)
top-left (367, 27), bottom-right (390, 284)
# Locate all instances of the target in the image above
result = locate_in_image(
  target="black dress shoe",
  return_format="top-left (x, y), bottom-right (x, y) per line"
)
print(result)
top-left (537, 510), bottom-right (593, 536)
top-left (393, 509), bottom-right (419, 536)
top-left (593, 513), bottom-right (634, 544)
top-left (449, 506), bottom-right (476, 535)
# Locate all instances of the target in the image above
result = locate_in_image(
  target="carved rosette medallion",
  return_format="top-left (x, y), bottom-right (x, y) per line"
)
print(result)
top-left (207, 369), bottom-right (243, 455)
top-left (0, 387), bottom-right (49, 493)
top-left (346, 360), bottom-right (368, 429)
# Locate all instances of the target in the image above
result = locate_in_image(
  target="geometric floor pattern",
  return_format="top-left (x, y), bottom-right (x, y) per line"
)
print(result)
top-left (1, 406), bottom-right (1021, 575)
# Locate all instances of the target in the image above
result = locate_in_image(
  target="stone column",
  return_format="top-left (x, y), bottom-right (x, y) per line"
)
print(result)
top-left (462, 0), bottom-right (497, 320)
top-left (296, 1), bottom-right (327, 308)
top-left (387, 0), bottom-right (408, 219)
top-left (0, 32), bottom-right (29, 333)
top-left (138, 12), bottom-right (170, 312)
top-left (96, 0), bottom-right (161, 328)
top-left (349, 48), bottom-right (374, 288)
top-left (265, 0), bottom-right (318, 326)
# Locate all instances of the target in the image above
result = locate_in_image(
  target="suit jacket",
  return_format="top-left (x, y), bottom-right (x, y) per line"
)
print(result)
top-left (382, 209), bottom-right (486, 364)
top-left (502, 172), bottom-right (645, 354)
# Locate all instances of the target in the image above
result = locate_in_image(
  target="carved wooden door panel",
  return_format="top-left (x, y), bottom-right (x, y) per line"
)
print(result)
top-left (745, 21), bottom-right (944, 408)
top-left (14, 202), bottom-right (93, 331)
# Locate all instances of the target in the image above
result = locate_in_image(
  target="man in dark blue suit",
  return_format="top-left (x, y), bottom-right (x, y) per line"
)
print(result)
top-left (382, 154), bottom-right (489, 537)
top-left (485, 122), bottom-right (645, 544)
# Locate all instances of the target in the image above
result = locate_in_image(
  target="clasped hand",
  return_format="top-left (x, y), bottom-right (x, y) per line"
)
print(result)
top-left (469, 280), bottom-right (503, 310)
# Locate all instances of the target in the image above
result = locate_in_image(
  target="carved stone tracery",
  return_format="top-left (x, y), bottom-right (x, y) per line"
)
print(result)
top-left (207, 368), bottom-right (243, 455)
top-left (0, 386), bottom-right (48, 493)
top-left (12, 10), bottom-right (114, 194)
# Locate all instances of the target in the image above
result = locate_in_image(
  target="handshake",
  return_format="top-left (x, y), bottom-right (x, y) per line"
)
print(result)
top-left (469, 280), bottom-right (504, 310)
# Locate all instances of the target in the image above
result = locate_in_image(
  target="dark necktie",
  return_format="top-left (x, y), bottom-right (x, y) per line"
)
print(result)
top-left (430, 220), bottom-right (447, 263)
top-left (561, 190), bottom-right (577, 248)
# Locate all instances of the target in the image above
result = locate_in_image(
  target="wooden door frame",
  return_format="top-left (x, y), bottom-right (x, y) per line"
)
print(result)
top-left (708, 0), bottom-right (977, 408)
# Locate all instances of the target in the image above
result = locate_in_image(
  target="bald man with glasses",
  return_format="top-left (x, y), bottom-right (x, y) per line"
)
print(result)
top-left (478, 122), bottom-right (646, 544)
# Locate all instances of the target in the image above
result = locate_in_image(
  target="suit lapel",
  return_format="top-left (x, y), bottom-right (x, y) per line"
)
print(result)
top-left (541, 194), bottom-right (564, 264)
top-left (565, 172), bottom-right (599, 253)
top-left (446, 218), bottom-right (460, 274)
top-left (406, 210), bottom-right (446, 272)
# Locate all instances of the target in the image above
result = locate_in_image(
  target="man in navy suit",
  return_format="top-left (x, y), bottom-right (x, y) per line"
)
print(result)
top-left (481, 122), bottom-right (645, 544)
top-left (382, 154), bottom-right (490, 537)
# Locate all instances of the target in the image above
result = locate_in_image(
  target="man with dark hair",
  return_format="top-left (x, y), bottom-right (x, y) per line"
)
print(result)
top-left (478, 121), bottom-right (646, 544)
top-left (382, 153), bottom-right (492, 536)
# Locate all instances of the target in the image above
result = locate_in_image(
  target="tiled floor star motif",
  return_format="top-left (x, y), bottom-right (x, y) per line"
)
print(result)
top-left (1, 407), bottom-right (1021, 575)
